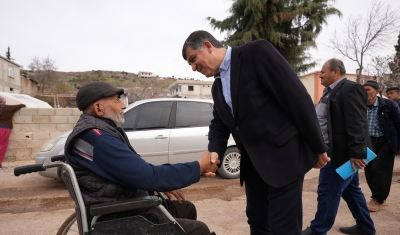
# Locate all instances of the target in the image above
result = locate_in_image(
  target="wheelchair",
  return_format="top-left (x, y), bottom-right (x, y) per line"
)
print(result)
top-left (14, 155), bottom-right (195, 235)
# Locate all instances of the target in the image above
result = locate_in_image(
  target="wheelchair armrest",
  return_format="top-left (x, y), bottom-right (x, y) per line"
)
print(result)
top-left (90, 195), bottom-right (162, 216)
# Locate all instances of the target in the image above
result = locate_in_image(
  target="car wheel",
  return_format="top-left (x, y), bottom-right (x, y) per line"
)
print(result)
top-left (218, 147), bottom-right (240, 179)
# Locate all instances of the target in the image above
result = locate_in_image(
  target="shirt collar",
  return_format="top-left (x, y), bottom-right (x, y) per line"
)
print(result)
top-left (328, 77), bottom-right (345, 90)
top-left (219, 46), bottom-right (231, 74)
top-left (373, 97), bottom-right (379, 107)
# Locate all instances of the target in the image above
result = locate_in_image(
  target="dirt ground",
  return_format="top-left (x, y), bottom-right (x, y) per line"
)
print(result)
top-left (1, 156), bottom-right (400, 234)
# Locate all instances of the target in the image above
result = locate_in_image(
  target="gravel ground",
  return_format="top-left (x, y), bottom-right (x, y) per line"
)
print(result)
top-left (1, 157), bottom-right (400, 234)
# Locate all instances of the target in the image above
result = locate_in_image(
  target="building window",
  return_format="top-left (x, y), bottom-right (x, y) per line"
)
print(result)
top-left (10, 88), bottom-right (13, 91)
top-left (188, 86), bottom-right (194, 91)
top-left (8, 66), bottom-right (14, 78)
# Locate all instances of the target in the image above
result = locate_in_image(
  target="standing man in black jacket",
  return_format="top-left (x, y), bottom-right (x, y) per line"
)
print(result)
top-left (363, 80), bottom-right (400, 212)
top-left (182, 30), bottom-right (330, 235)
top-left (303, 59), bottom-right (376, 235)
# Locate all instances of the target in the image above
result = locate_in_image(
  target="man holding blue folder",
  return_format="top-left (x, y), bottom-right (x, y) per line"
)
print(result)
top-left (302, 59), bottom-right (376, 235)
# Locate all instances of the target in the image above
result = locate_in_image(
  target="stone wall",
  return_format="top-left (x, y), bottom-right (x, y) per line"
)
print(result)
top-left (5, 108), bottom-right (81, 161)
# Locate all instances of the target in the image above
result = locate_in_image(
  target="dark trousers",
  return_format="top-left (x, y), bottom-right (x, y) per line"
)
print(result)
top-left (365, 136), bottom-right (395, 203)
top-left (99, 199), bottom-right (210, 235)
top-left (148, 199), bottom-right (211, 235)
top-left (244, 157), bottom-right (304, 235)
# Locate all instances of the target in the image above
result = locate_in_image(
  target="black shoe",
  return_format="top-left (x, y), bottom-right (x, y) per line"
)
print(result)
top-left (339, 225), bottom-right (375, 235)
top-left (302, 227), bottom-right (316, 235)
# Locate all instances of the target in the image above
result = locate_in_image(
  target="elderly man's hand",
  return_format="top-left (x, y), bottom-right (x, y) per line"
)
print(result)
top-left (197, 151), bottom-right (220, 177)
top-left (163, 189), bottom-right (186, 204)
top-left (313, 152), bottom-right (330, 169)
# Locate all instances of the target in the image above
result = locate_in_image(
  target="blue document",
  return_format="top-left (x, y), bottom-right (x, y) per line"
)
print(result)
top-left (335, 148), bottom-right (377, 180)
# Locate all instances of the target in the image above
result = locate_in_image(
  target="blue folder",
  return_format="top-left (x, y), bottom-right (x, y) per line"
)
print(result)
top-left (335, 147), bottom-right (377, 180)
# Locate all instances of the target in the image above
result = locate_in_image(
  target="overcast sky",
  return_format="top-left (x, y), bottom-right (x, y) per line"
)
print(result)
top-left (1, 0), bottom-right (399, 81)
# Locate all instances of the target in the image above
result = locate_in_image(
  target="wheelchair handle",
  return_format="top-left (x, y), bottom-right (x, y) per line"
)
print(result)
top-left (14, 164), bottom-right (46, 176)
top-left (51, 155), bottom-right (65, 162)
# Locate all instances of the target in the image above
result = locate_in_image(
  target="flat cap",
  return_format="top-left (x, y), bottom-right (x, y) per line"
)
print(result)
top-left (363, 80), bottom-right (379, 90)
top-left (76, 81), bottom-right (124, 111)
top-left (386, 87), bottom-right (400, 93)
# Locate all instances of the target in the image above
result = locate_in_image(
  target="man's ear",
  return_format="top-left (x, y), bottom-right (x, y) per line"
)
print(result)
top-left (93, 102), bottom-right (105, 116)
top-left (204, 41), bottom-right (213, 53)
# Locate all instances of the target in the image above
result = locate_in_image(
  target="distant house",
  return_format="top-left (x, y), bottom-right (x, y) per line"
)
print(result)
top-left (300, 71), bottom-right (373, 104)
top-left (138, 71), bottom-right (155, 78)
top-left (20, 73), bottom-right (40, 95)
top-left (168, 80), bottom-right (213, 99)
top-left (0, 55), bottom-right (21, 93)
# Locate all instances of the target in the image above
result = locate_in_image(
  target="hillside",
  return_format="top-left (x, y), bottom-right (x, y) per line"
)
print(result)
top-left (24, 70), bottom-right (177, 108)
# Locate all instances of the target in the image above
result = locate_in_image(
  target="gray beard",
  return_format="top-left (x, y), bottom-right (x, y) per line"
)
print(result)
top-left (104, 107), bottom-right (125, 127)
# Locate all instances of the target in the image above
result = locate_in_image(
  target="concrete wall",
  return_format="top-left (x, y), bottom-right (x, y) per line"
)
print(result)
top-left (5, 108), bottom-right (81, 161)
top-left (300, 73), bottom-right (316, 103)
top-left (20, 74), bottom-right (40, 96)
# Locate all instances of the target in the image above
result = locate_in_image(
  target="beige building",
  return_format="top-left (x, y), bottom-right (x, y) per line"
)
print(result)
top-left (300, 71), bottom-right (373, 104)
top-left (138, 71), bottom-right (155, 78)
top-left (0, 55), bottom-right (22, 93)
top-left (20, 73), bottom-right (40, 95)
top-left (168, 80), bottom-right (213, 99)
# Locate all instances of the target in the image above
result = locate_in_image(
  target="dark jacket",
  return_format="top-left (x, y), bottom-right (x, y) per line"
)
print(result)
top-left (208, 40), bottom-right (327, 188)
top-left (65, 114), bottom-right (148, 206)
top-left (376, 96), bottom-right (400, 155)
top-left (327, 78), bottom-right (372, 166)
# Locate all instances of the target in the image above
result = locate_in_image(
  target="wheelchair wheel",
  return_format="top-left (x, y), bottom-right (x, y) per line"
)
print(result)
top-left (57, 212), bottom-right (79, 235)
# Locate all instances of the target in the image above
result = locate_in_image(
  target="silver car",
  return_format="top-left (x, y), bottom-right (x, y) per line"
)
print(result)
top-left (36, 98), bottom-right (240, 179)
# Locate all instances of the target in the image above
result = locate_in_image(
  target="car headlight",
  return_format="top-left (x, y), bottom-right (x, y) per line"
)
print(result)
top-left (40, 137), bottom-right (61, 152)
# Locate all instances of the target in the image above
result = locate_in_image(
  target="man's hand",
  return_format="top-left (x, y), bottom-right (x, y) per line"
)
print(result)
top-left (349, 158), bottom-right (368, 172)
top-left (313, 152), bottom-right (330, 169)
top-left (197, 151), bottom-right (220, 177)
top-left (164, 189), bottom-right (186, 204)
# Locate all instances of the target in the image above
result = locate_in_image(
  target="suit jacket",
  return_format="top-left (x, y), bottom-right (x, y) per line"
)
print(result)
top-left (326, 78), bottom-right (372, 166)
top-left (208, 40), bottom-right (327, 188)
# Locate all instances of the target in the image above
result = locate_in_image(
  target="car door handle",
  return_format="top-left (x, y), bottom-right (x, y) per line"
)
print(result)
top-left (154, 135), bottom-right (168, 139)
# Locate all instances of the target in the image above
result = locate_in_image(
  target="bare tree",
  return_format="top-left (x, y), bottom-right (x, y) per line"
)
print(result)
top-left (388, 32), bottom-right (400, 87)
top-left (28, 56), bottom-right (58, 94)
top-left (328, 0), bottom-right (400, 83)
top-left (366, 55), bottom-right (391, 79)
top-left (365, 55), bottom-right (393, 95)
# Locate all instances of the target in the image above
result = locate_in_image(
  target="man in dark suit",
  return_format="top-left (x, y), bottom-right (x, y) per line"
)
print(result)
top-left (302, 59), bottom-right (376, 235)
top-left (182, 30), bottom-right (330, 235)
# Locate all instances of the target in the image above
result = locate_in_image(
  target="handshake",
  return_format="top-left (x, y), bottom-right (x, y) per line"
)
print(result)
top-left (197, 151), bottom-right (220, 177)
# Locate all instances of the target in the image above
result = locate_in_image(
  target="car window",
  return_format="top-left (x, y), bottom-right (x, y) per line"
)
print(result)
top-left (176, 101), bottom-right (213, 127)
top-left (135, 101), bottom-right (173, 130)
top-left (121, 106), bottom-right (139, 131)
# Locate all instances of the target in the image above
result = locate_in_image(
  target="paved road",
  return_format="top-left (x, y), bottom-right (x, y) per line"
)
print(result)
top-left (1, 158), bottom-right (400, 234)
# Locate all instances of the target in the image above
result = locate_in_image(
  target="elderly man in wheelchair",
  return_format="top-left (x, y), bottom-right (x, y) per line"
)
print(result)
top-left (65, 81), bottom-right (219, 235)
